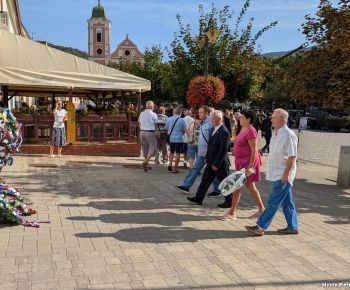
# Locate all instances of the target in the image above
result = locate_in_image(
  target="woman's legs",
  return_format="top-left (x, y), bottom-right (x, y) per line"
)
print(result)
top-left (225, 183), bottom-right (265, 217)
top-left (245, 182), bottom-right (265, 212)
top-left (227, 189), bottom-right (241, 216)
top-left (49, 146), bottom-right (54, 155)
top-left (57, 146), bottom-right (63, 155)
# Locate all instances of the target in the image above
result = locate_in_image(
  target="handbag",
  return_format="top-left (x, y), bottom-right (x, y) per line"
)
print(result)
top-left (166, 117), bottom-right (180, 144)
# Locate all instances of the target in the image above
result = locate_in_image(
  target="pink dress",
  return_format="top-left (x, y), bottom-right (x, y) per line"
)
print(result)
top-left (233, 126), bottom-right (262, 184)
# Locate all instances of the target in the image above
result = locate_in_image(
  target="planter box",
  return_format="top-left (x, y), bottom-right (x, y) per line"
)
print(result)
top-left (14, 114), bottom-right (34, 122)
top-left (38, 115), bottom-right (54, 122)
top-left (105, 114), bottom-right (127, 121)
top-left (78, 115), bottom-right (103, 121)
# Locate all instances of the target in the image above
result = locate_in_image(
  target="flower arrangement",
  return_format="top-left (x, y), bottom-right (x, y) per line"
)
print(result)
top-left (0, 107), bottom-right (22, 170)
top-left (0, 182), bottom-right (36, 224)
top-left (186, 76), bottom-right (225, 109)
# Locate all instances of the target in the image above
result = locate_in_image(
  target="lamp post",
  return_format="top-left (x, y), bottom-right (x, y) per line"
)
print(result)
top-left (196, 24), bottom-right (220, 77)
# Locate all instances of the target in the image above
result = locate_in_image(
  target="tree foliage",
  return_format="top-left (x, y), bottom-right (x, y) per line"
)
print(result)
top-left (168, 1), bottom-right (277, 105)
top-left (299, 0), bottom-right (350, 108)
top-left (108, 46), bottom-right (175, 103)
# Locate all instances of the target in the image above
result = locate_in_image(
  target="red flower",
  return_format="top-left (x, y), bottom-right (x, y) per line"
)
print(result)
top-left (187, 76), bottom-right (225, 109)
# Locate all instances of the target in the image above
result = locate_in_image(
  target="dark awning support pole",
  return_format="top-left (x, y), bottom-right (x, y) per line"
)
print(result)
top-left (52, 94), bottom-right (56, 110)
top-left (3, 86), bottom-right (8, 107)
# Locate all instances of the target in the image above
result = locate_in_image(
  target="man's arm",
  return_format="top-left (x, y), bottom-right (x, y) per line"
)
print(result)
top-left (281, 156), bottom-right (297, 183)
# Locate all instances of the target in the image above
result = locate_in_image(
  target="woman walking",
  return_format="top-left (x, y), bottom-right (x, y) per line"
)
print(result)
top-left (49, 100), bottom-right (67, 158)
top-left (220, 109), bottom-right (265, 220)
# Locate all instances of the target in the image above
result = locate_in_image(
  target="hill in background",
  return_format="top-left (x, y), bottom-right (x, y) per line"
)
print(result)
top-left (39, 42), bottom-right (88, 59)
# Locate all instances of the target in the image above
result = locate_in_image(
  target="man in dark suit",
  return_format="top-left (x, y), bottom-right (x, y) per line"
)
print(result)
top-left (187, 110), bottom-right (232, 208)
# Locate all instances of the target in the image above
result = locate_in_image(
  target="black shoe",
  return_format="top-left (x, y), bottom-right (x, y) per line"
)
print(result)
top-left (168, 166), bottom-right (172, 172)
top-left (217, 202), bottom-right (231, 208)
top-left (207, 191), bottom-right (222, 198)
top-left (277, 227), bottom-right (299, 235)
top-left (175, 186), bottom-right (189, 194)
top-left (187, 197), bottom-right (202, 205)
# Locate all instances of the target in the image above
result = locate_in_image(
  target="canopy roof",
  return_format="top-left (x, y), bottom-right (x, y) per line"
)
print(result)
top-left (0, 30), bottom-right (151, 95)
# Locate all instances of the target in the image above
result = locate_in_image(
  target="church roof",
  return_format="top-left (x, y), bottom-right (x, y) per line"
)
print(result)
top-left (117, 35), bottom-right (138, 48)
top-left (91, 0), bottom-right (107, 20)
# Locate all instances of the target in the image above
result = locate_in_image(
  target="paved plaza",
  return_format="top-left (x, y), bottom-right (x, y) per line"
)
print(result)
top-left (0, 131), bottom-right (349, 290)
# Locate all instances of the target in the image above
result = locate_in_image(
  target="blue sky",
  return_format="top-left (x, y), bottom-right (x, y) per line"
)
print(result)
top-left (20, 0), bottom-right (336, 55)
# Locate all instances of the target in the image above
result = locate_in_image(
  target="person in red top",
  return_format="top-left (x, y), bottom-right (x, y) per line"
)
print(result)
top-left (220, 109), bottom-right (265, 221)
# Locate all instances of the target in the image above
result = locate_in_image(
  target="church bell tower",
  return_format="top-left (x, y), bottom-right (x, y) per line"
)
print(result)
top-left (87, 0), bottom-right (111, 65)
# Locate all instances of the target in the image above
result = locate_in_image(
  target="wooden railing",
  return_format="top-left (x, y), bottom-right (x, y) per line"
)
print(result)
top-left (15, 114), bottom-right (139, 144)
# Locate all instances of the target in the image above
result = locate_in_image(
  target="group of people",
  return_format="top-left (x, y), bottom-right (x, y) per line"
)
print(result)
top-left (139, 101), bottom-right (299, 236)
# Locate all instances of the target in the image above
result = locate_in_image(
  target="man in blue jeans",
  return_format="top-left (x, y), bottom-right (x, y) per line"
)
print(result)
top-left (245, 108), bottom-right (299, 236)
top-left (175, 105), bottom-right (230, 208)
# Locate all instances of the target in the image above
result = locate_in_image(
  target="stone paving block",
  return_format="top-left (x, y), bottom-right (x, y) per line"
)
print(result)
top-left (31, 279), bottom-right (59, 289)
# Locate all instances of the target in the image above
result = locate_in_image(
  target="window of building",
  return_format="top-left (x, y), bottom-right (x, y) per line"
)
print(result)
top-left (125, 50), bottom-right (130, 56)
top-left (119, 50), bottom-right (123, 56)
top-left (97, 48), bottom-right (103, 55)
top-left (131, 50), bottom-right (135, 56)
top-left (96, 32), bottom-right (102, 43)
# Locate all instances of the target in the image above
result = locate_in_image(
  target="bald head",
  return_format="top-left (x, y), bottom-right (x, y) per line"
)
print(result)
top-left (272, 108), bottom-right (288, 130)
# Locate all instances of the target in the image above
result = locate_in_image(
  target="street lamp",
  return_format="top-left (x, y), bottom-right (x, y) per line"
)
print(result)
top-left (196, 24), bottom-right (220, 77)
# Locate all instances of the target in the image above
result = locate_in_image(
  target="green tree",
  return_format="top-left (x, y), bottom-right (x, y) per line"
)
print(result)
top-left (168, 1), bottom-right (277, 105)
top-left (294, 0), bottom-right (350, 108)
top-left (109, 45), bottom-right (176, 103)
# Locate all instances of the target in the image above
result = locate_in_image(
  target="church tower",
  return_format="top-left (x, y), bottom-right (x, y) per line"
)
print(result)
top-left (87, 1), bottom-right (111, 65)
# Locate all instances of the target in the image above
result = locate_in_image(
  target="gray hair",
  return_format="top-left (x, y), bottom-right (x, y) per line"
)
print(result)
top-left (184, 110), bottom-right (192, 117)
top-left (209, 107), bottom-right (215, 114)
top-left (174, 107), bottom-right (182, 115)
top-left (145, 101), bottom-right (154, 109)
top-left (274, 108), bottom-right (289, 122)
top-left (211, 110), bottom-right (223, 120)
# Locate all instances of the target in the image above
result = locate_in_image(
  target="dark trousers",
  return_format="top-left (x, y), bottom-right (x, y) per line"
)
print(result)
top-left (195, 163), bottom-right (232, 204)
top-left (261, 135), bottom-right (271, 153)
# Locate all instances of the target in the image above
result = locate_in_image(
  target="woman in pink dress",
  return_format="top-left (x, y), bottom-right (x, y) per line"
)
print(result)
top-left (220, 109), bottom-right (265, 220)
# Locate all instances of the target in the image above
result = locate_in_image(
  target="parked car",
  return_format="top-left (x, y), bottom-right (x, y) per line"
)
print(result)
top-left (305, 111), bottom-right (328, 130)
top-left (325, 116), bottom-right (350, 132)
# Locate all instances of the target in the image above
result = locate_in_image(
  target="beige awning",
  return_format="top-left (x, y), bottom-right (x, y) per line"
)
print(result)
top-left (0, 30), bottom-right (151, 93)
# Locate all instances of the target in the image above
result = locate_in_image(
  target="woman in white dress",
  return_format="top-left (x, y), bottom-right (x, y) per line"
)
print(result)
top-left (49, 100), bottom-right (67, 157)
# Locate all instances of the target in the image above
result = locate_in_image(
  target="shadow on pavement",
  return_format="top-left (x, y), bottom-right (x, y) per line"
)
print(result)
top-left (67, 211), bottom-right (215, 226)
top-left (75, 227), bottom-right (280, 243)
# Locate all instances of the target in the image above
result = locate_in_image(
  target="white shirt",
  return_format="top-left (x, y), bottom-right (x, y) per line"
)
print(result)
top-left (138, 109), bottom-right (158, 130)
top-left (183, 116), bottom-right (194, 143)
top-left (212, 123), bottom-right (223, 136)
top-left (266, 125), bottom-right (298, 185)
top-left (53, 109), bottom-right (67, 128)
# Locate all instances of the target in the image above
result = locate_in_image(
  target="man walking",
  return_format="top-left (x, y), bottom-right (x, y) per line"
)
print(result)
top-left (187, 110), bottom-right (232, 206)
top-left (245, 108), bottom-right (299, 236)
top-left (155, 106), bottom-right (168, 164)
top-left (138, 101), bottom-right (158, 172)
top-left (175, 106), bottom-right (223, 205)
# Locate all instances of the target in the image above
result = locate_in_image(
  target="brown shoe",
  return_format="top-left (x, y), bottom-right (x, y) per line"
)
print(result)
top-left (277, 227), bottom-right (299, 235)
top-left (245, 225), bottom-right (264, 236)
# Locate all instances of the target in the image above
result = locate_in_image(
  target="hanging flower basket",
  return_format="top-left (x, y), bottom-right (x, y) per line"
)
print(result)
top-left (186, 76), bottom-right (225, 109)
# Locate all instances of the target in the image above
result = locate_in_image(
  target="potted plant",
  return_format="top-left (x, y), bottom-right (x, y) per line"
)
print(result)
top-left (186, 75), bottom-right (225, 109)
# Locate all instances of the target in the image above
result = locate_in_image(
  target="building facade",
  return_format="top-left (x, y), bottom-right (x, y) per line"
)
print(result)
top-left (88, 1), bottom-right (143, 65)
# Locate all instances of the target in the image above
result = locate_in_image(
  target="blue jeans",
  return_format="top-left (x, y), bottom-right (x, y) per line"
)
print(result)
top-left (188, 145), bottom-right (198, 160)
top-left (257, 180), bottom-right (298, 230)
top-left (182, 155), bottom-right (220, 192)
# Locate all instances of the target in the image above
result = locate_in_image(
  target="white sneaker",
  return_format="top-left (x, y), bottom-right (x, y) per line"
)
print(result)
top-left (57, 154), bottom-right (63, 158)
top-left (49, 154), bottom-right (55, 158)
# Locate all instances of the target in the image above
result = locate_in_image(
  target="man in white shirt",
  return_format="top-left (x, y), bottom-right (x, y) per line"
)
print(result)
top-left (245, 108), bottom-right (299, 236)
top-left (138, 101), bottom-right (158, 172)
